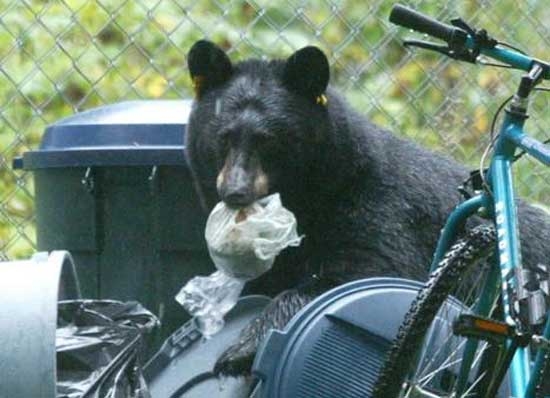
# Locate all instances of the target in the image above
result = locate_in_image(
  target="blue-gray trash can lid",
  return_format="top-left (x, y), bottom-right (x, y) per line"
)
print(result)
top-left (16, 100), bottom-right (192, 169)
top-left (252, 278), bottom-right (424, 398)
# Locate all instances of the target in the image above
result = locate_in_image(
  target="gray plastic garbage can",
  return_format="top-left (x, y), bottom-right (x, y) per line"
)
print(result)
top-left (14, 100), bottom-right (212, 346)
top-left (0, 251), bottom-right (80, 398)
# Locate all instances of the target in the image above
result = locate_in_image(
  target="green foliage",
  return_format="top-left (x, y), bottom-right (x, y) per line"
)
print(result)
top-left (0, 0), bottom-right (549, 259)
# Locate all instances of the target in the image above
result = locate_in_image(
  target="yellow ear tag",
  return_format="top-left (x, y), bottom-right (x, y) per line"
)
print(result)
top-left (316, 94), bottom-right (328, 106)
top-left (192, 75), bottom-right (206, 98)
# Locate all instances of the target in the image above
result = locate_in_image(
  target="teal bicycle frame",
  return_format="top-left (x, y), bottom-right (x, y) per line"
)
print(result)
top-left (427, 44), bottom-right (550, 398)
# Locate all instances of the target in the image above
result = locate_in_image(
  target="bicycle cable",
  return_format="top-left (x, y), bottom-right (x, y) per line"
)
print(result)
top-left (512, 87), bottom-right (550, 162)
top-left (478, 87), bottom-right (550, 193)
top-left (478, 60), bottom-right (515, 69)
top-left (478, 41), bottom-right (528, 69)
top-left (478, 94), bottom-right (514, 195)
top-left (498, 41), bottom-right (528, 55)
top-left (475, 44), bottom-right (529, 193)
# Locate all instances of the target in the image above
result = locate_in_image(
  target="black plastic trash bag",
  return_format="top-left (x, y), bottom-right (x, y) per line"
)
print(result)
top-left (56, 300), bottom-right (159, 398)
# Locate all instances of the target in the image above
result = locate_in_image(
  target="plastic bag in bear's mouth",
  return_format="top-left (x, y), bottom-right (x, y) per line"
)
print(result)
top-left (176, 193), bottom-right (303, 337)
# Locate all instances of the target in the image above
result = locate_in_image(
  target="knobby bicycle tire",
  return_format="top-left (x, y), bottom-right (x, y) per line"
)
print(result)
top-left (372, 224), bottom-right (498, 398)
top-left (536, 350), bottom-right (550, 397)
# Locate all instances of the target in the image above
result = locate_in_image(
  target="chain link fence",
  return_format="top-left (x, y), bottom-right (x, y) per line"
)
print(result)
top-left (1, 0), bottom-right (549, 260)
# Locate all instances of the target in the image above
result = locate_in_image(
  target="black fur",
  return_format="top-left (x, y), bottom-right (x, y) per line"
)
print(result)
top-left (213, 288), bottom-right (313, 376)
top-left (185, 41), bottom-right (550, 378)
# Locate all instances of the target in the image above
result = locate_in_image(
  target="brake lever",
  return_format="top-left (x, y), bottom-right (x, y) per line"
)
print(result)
top-left (403, 39), bottom-right (473, 61)
top-left (404, 38), bottom-right (485, 64)
top-left (403, 39), bottom-right (446, 52)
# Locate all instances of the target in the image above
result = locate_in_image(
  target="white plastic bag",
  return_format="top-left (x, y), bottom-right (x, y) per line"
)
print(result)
top-left (175, 271), bottom-right (245, 337)
top-left (206, 193), bottom-right (303, 279)
top-left (176, 193), bottom-right (303, 337)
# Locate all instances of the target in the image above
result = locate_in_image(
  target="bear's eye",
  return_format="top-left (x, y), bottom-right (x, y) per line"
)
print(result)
top-left (220, 128), bottom-right (240, 141)
top-left (218, 129), bottom-right (230, 140)
top-left (217, 129), bottom-right (232, 152)
top-left (261, 133), bottom-right (276, 144)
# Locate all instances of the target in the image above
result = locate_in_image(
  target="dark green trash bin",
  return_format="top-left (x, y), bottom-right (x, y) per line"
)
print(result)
top-left (15, 100), bottom-right (213, 346)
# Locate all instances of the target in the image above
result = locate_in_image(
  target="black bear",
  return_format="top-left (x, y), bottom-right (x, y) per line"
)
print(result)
top-left (184, 40), bottom-right (550, 377)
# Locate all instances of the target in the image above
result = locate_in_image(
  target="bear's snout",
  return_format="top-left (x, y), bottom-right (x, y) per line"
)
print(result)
top-left (217, 168), bottom-right (254, 208)
top-left (217, 149), bottom-right (268, 208)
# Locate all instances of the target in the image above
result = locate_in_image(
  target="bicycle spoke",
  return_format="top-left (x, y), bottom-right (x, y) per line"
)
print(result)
top-left (461, 371), bottom-right (487, 397)
top-left (471, 342), bottom-right (488, 369)
top-left (418, 357), bottom-right (462, 386)
top-left (416, 309), bottom-right (465, 376)
top-left (414, 296), bottom-right (481, 384)
top-left (425, 338), bottom-right (471, 379)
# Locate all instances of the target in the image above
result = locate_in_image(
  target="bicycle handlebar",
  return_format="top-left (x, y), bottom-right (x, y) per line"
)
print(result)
top-left (389, 4), bottom-right (463, 44)
top-left (390, 4), bottom-right (550, 79)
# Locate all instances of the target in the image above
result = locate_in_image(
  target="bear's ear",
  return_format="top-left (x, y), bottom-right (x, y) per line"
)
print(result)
top-left (283, 46), bottom-right (329, 104)
top-left (187, 40), bottom-right (233, 99)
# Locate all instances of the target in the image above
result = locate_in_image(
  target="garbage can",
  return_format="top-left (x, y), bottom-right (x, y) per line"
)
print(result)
top-left (14, 100), bottom-right (213, 346)
top-left (0, 251), bottom-right (80, 398)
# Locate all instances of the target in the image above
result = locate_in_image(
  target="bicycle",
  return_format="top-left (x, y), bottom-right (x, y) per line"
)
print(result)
top-left (372, 4), bottom-right (550, 398)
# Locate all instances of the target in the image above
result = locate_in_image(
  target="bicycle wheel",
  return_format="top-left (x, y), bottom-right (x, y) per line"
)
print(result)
top-left (372, 224), bottom-right (506, 398)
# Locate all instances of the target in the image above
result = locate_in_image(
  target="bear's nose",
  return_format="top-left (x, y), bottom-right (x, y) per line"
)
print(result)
top-left (223, 191), bottom-right (254, 208)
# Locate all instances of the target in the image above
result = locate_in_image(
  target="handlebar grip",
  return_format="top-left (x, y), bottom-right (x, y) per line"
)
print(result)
top-left (390, 4), bottom-right (459, 43)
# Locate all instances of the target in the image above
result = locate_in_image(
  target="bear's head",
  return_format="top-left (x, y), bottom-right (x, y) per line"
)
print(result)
top-left (185, 40), bottom-right (331, 211)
